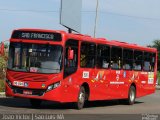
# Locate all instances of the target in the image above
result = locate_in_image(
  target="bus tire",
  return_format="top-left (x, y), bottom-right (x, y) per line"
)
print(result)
top-left (74, 86), bottom-right (86, 110)
top-left (30, 99), bottom-right (42, 108)
top-left (127, 86), bottom-right (136, 105)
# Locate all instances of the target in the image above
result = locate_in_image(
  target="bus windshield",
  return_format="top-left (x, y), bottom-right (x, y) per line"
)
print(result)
top-left (8, 43), bottom-right (63, 74)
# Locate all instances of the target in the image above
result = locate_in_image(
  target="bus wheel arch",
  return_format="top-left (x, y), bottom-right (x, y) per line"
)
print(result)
top-left (130, 83), bottom-right (136, 97)
top-left (81, 82), bottom-right (90, 101)
top-left (74, 83), bottom-right (90, 109)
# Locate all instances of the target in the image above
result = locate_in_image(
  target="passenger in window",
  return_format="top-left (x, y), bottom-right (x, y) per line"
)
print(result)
top-left (102, 60), bottom-right (109, 68)
top-left (111, 62), bottom-right (119, 69)
top-left (143, 61), bottom-right (151, 71)
top-left (137, 65), bottom-right (141, 70)
top-left (123, 63), bottom-right (130, 70)
top-left (133, 62), bottom-right (141, 70)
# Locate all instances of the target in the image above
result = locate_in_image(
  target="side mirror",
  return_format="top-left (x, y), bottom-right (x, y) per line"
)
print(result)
top-left (68, 49), bottom-right (74, 60)
top-left (0, 42), bottom-right (4, 56)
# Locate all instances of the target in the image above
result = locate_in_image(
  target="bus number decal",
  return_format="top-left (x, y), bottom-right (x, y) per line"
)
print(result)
top-left (83, 71), bottom-right (89, 78)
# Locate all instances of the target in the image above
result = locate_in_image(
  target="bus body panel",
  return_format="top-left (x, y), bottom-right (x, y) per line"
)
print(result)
top-left (6, 70), bottom-right (80, 103)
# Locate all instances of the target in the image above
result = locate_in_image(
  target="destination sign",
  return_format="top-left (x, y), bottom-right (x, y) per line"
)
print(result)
top-left (11, 30), bottom-right (62, 41)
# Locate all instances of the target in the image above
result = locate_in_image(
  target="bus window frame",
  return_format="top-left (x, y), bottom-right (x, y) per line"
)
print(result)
top-left (80, 41), bottom-right (96, 68)
top-left (111, 46), bottom-right (123, 70)
top-left (143, 52), bottom-right (156, 72)
top-left (122, 48), bottom-right (134, 71)
top-left (96, 44), bottom-right (111, 69)
top-left (133, 50), bottom-right (143, 71)
top-left (64, 39), bottom-right (79, 78)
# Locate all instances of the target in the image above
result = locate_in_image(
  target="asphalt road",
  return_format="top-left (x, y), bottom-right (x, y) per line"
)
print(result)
top-left (0, 91), bottom-right (160, 120)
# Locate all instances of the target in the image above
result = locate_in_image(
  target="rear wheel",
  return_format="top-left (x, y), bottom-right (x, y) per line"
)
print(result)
top-left (74, 86), bottom-right (86, 110)
top-left (30, 99), bottom-right (42, 108)
top-left (127, 86), bottom-right (136, 105)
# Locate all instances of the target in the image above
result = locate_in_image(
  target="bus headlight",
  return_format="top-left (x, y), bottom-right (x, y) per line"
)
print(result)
top-left (47, 81), bottom-right (61, 92)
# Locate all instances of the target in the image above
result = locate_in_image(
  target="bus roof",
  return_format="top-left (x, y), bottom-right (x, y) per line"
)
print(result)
top-left (11, 28), bottom-right (157, 53)
top-left (66, 32), bottom-right (157, 53)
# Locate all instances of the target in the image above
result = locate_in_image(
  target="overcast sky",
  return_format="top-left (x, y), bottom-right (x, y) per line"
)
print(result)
top-left (0, 0), bottom-right (160, 46)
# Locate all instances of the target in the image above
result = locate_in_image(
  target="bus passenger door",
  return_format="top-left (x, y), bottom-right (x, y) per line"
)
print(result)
top-left (64, 39), bottom-right (79, 78)
top-left (63, 39), bottom-right (79, 101)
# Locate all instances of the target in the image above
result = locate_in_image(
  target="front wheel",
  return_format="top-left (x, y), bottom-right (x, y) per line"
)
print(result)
top-left (74, 86), bottom-right (86, 110)
top-left (127, 86), bottom-right (136, 105)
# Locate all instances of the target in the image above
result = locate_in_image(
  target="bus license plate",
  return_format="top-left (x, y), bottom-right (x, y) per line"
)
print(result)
top-left (23, 90), bottom-right (32, 95)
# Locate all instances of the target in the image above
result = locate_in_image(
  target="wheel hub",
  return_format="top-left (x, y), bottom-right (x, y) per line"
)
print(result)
top-left (79, 92), bottom-right (85, 104)
top-left (130, 90), bottom-right (135, 102)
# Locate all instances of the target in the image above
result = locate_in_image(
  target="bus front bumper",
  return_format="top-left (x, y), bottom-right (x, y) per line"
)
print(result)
top-left (5, 82), bottom-right (79, 103)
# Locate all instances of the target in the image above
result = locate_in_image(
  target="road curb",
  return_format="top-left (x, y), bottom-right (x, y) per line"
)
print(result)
top-left (0, 92), bottom-right (5, 97)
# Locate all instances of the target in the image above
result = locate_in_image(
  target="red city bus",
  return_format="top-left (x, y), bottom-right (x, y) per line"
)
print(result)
top-left (5, 29), bottom-right (157, 109)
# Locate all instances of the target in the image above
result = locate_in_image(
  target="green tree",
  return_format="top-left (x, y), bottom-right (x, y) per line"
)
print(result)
top-left (0, 43), bottom-right (8, 92)
top-left (0, 43), bottom-right (8, 79)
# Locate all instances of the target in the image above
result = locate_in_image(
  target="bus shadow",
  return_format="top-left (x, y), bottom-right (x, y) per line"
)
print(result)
top-left (0, 97), bottom-right (72, 110)
top-left (85, 100), bottom-right (143, 108)
top-left (0, 97), bottom-right (144, 110)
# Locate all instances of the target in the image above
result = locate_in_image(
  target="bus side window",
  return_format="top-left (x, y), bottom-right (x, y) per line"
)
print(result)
top-left (97, 44), bottom-right (110, 69)
top-left (80, 42), bottom-right (96, 68)
top-left (133, 51), bottom-right (143, 71)
top-left (143, 52), bottom-right (152, 71)
top-left (111, 47), bottom-right (122, 70)
top-left (64, 39), bottom-right (78, 78)
top-left (123, 49), bottom-right (133, 70)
